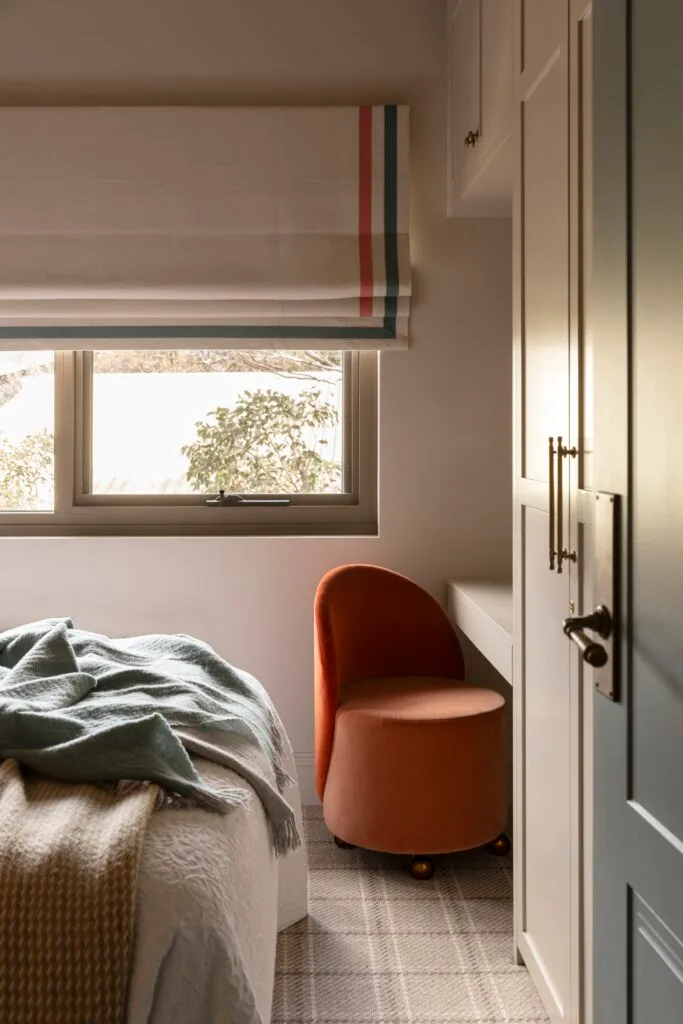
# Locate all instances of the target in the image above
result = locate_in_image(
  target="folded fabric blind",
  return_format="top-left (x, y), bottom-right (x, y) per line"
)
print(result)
top-left (0, 106), bottom-right (410, 350)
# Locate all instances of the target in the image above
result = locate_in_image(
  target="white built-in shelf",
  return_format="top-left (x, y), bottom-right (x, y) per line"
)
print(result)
top-left (446, 580), bottom-right (514, 685)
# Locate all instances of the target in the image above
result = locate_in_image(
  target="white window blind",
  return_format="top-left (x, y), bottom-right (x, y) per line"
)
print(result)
top-left (0, 106), bottom-right (410, 350)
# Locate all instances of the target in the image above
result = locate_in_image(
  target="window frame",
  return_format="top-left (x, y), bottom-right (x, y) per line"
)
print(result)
top-left (0, 350), bottom-right (378, 537)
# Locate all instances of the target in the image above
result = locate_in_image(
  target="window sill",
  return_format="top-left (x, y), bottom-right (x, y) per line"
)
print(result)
top-left (0, 519), bottom-right (379, 539)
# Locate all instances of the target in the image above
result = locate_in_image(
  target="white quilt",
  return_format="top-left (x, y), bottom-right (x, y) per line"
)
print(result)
top-left (126, 734), bottom-right (308, 1024)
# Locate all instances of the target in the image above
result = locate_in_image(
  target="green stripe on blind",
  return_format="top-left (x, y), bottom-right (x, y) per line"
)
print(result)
top-left (0, 322), bottom-right (397, 341)
top-left (383, 105), bottom-right (399, 322)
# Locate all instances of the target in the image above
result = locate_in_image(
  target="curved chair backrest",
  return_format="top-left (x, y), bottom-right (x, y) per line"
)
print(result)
top-left (314, 564), bottom-right (464, 798)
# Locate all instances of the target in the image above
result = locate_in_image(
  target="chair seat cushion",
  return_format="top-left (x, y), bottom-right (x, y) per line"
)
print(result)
top-left (323, 676), bottom-right (508, 854)
top-left (339, 676), bottom-right (504, 722)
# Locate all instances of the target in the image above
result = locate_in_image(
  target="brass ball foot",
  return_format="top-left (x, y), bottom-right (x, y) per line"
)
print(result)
top-left (409, 856), bottom-right (435, 880)
top-left (487, 834), bottom-right (511, 857)
top-left (333, 835), bottom-right (355, 849)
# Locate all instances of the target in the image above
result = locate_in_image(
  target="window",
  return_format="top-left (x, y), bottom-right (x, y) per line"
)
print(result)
top-left (0, 350), bottom-right (377, 536)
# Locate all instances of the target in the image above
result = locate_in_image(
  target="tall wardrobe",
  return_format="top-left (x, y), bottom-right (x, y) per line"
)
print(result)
top-left (448, 2), bottom-right (595, 1020)
top-left (512, 3), bottom-right (594, 1023)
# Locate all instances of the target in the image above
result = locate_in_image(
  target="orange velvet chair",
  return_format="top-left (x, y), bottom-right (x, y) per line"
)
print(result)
top-left (314, 564), bottom-right (509, 877)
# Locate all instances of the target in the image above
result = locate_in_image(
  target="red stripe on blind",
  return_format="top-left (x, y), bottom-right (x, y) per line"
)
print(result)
top-left (358, 106), bottom-right (374, 318)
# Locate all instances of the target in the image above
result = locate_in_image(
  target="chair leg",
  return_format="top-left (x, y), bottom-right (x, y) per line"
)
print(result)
top-left (486, 834), bottom-right (511, 856)
top-left (409, 856), bottom-right (435, 880)
top-left (333, 835), bottom-right (355, 849)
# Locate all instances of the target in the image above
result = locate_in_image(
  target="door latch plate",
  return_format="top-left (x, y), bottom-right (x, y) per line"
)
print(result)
top-left (595, 492), bottom-right (620, 701)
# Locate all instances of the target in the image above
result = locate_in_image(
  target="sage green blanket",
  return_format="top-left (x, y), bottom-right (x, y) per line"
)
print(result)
top-left (0, 618), bottom-right (299, 854)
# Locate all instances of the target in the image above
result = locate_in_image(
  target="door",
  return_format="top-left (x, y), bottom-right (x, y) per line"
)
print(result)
top-left (592, 1), bottom-right (683, 1021)
top-left (569, 3), bottom-right (594, 1022)
top-left (513, 3), bottom-right (578, 1021)
top-left (447, 0), bottom-right (482, 210)
top-left (478, 0), bottom-right (513, 166)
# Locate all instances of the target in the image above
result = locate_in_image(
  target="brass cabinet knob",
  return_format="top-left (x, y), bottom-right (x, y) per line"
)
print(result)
top-left (464, 129), bottom-right (480, 148)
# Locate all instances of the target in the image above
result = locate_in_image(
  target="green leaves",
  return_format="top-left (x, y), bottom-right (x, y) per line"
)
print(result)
top-left (0, 429), bottom-right (53, 511)
top-left (181, 387), bottom-right (341, 494)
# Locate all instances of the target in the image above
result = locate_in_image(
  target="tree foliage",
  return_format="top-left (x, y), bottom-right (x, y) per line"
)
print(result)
top-left (0, 429), bottom-right (53, 510)
top-left (0, 374), bottom-right (22, 409)
top-left (0, 355), bottom-right (343, 505)
top-left (182, 388), bottom-right (340, 494)
top-left (95, 349), bottom-right (342, 379)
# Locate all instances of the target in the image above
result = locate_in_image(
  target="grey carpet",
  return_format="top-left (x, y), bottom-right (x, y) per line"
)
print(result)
top-left (274, 806), bottom-right (548, 1024)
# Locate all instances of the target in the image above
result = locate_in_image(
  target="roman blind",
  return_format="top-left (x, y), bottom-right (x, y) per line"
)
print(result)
top-left (0, 105), bottom-right (410, 350)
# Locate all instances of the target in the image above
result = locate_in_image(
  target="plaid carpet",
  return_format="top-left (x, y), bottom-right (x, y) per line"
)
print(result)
top-left (274, 806), bottom-right (548, 1024)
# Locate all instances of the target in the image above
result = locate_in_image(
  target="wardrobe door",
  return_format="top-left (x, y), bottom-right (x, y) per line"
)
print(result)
top-left (569, 4), bottom-right (594, 1022)
top-left (513, 2), bottom-right (576, 1021)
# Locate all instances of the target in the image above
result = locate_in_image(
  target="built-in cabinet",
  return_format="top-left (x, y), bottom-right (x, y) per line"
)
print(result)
top-left (447, 0), bottom-right (513, 215)
top-left (448, 3), bottom-right (594, 1020)
top-left (512, 3), bottom-right (594, 1024)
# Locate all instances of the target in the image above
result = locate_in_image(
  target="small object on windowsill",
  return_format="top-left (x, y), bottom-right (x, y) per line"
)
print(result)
top-left (205, 489), bottom-right (291, 507)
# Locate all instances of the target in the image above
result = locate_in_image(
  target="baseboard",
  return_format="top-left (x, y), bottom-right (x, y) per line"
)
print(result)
top-left (293, 753), bottom-right (320, 806)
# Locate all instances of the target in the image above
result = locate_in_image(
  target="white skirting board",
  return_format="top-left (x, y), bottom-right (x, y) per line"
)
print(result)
top-left (293, 754), bottom-right (319, 806)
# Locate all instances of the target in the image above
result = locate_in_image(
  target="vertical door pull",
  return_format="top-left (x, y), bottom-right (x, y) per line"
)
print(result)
top-left (548, 436), bottom-right (556, 570)
top-left (556, 436), bottom-right (578, 573)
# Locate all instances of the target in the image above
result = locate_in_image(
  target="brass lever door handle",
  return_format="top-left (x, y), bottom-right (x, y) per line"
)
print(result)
top-left (563, 604), bottom-right (613, 667)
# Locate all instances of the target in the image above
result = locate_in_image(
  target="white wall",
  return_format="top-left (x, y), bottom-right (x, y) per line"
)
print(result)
top-left (0, 0), bottom-right (512, 801)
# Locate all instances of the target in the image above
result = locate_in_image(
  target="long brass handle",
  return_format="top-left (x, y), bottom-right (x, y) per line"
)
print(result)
top-left (557, 435), bottom-right (565, 573)
top-left (548, 436), bottom-right (556, 571)
top-left (556, 437), bottom-right (578, 573)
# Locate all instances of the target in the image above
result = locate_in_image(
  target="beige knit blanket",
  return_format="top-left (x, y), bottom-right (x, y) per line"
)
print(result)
top-left (0, 759), bottom-right (159, 1024)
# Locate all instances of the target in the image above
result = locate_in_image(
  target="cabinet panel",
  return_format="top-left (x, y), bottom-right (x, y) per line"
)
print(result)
top-left (522, 506), bottom-right (572, 1019)
top-left (514, 3), bottom-right (579, 1022)
top-left (448, 0), bottom-right (481, 198)
top-left (522, 0), bottom-right (564, 75)
top-left (481, 0), bottom-right (513, 154)
top-left (579, 9), bottom-right (594, 492)
top-left (521, 49), bottom-right (569, 481)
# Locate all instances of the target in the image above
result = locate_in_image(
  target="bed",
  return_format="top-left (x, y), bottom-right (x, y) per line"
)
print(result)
top-left (0, 618), bottom-right (308, 1024)
top-left (128, 729), bottom-right (308, 1024)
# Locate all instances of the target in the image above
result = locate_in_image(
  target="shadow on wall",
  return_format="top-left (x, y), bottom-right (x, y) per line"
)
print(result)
top-left (457, 631), bottom-right (514, 832)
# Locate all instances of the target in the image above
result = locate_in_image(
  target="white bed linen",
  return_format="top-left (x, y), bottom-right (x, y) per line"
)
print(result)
top-left (126, 735), bottom-right (308, 1024)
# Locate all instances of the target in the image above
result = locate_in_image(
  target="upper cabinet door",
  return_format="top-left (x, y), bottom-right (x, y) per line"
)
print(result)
top-left (448, 0), bottom-right (513, 217)
top-left (480, 0), bottom-right (514, 164)
top-left (448, 0), bottom-right (482, 202)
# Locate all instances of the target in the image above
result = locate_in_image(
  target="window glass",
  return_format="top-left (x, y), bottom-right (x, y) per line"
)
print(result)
top-left (90, 351), bottom-right (344, 496)
top-left (0, 353), bottom-right (55, 512)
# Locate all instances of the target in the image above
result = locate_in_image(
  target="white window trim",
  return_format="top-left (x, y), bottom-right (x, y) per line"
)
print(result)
top-left (0, 351), bottom-right (378, 537)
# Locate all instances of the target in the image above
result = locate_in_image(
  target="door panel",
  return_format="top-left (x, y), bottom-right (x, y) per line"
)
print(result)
top-left (632, 896), bottom-right (683, 1024)
top-left (522, 49), bottom-right (569, 482)
top-left (579, 520), bottom-right (594, 1024)
top-left (630, 0), bottom-right (683, 843)
top-left (593, 1), bottom-right (683, 1021)
top-left (523, 506), bottom-right (572, 1018)
top-left (633, 649), bottom-right (683, 841)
